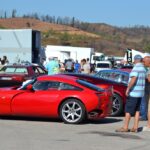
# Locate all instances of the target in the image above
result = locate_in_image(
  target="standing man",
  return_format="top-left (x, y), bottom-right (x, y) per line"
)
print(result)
top-left (65, 59), bottom-right (74, 73)
top-left (116, 54), bottom-right (146, 132)
top-left (74, 60), bottom-right (81, 73)
top-left (142, 56), bottom-right (150, 131)
top-left (45, 57), bottom-right (59, 75)
top-left (81, 59), bottom-right (90, 74)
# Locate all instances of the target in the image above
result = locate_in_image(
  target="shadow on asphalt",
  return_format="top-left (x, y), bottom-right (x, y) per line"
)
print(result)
top-left (0, 116), bottom-right (62, 123)
top-left (79, 131), bottom-right (142, 140)
top-left (0, 116), bottom-right (122, 124)
top-left (85, 117), bottom-right (123, 124)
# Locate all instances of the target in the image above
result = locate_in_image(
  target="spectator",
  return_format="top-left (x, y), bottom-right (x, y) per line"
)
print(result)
top-left (53, 58), bottom-right (60, 74)
top-left (1, 56), bottom-right (9, 65)
top-left (74, 60), bottom-right (81, 73)
top-left (45, 57), bottom-right (59, 75)
top-left (65, 59), bottom-right (74, 73)
top-left (140, 95), bottom-right (147, 121)
top-left (116, 54), bottom-right (146, 133)
top-left (81, 59), bottom-right (90, 74)
top-left (58, 60), bottom-right (65, 73)
top-left (142, 55), bottom-right (150, 131)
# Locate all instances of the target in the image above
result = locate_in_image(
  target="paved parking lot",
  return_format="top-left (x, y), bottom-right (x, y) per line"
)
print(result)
top-left (0, 116), bottom-right (150, 150)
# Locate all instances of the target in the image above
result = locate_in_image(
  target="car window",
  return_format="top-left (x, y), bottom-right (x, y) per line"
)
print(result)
top-left (0, 67), bottom-right (15, 73)
top-left (96, 71), bottom-right (123, 83)
top-left (109, 72), bottom-right (121, 82)
top-left (121, 74), bottom-right (129, 84)
top-left (33, 81), bottom-right (60, 91)
top-left (48, 82), bottom-right (60, 89)
top-left (32, 66), bottom-right (40, 75)
top-left (15, 68), bottom-right (28, 74)
top-left (33, 81), bottom-right (49, 90)
top-left (59, 83), bottom-right (82, 91)
top-left (36, 67), bottom-right (46, 74)
top-left (0, 67), bottom-right (27, 74)
top-left (96, 63), bottom-right (110, 68)
top-left (32, 80), bottom-right (83, 91)
top-left (96, 71), bottom-right (110, 79)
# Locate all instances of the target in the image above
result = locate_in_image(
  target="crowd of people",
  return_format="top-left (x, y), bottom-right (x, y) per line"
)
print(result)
top-left (116, 54), bottom-right (150, 133)
top-left (44, 57), bottom-right (94, 75)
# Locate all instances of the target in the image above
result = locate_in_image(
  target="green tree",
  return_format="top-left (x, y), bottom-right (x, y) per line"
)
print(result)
top-left (12, 9), bottom-right (17, 18)
top-left (143, 43), bottom-right (150, 53)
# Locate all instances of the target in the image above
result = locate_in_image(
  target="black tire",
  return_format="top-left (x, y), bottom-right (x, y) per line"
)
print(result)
top-left (59, 99), bottom-right (86, 124)
top-left (110, 93), bottom-right (123, 116)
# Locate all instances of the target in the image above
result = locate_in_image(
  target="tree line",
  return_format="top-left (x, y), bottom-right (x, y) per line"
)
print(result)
top-left (0, 9), bottom-right (85, 28)
top-left (1, 9), bottom-right (150, 33)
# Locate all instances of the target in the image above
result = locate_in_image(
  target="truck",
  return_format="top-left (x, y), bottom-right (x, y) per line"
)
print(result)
top-left (0, 29), bottom-right (42, 64)
top-left (124, 48), bottom-right (145, 64)
top-left (45, 45), bottom-right (94, 63)
top-left (90, 52), bottom-right (105, 64)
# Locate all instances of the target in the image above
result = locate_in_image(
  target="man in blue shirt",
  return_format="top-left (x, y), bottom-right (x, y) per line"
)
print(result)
top-left (74, 60), bottom-right (81, 73)
top-left (45, 57), bottom-right (59, 75)
top-left (116, 54), bottom-right (146, 132)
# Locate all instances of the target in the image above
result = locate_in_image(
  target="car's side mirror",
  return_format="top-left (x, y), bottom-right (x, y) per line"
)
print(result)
top-left (26, 84), bottom-right (33, 91)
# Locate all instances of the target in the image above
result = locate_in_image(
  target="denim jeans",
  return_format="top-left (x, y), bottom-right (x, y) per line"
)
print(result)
top-left (140, 96), bottom-right (147, 120)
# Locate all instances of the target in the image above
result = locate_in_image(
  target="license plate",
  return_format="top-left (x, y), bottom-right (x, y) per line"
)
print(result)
top-left (0, 77), bottom-right (12, 80)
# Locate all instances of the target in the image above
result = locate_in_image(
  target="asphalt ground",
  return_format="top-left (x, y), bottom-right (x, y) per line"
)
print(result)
top-left (0, 116), bottom-right (150, 150)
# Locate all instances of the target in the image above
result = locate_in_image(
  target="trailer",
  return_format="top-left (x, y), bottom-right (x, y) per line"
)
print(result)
top-left (0, 29), bottom-right (41, 64)
top-left (45, 45), bottom-right (94, 63)
top-left (124, 48), bottom-right (145, 64)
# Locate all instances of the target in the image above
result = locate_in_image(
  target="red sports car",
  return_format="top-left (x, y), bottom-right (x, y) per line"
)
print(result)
top-left (0, 75), bottom-right (112, 124)
top-left (62, 70), bottom-right (130, 116)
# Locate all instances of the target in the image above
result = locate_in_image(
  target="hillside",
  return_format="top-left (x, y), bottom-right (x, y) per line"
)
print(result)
top-left (1, 18), bottom-right (150, 56)
top-left (0, 18), bottom-right (99, 37)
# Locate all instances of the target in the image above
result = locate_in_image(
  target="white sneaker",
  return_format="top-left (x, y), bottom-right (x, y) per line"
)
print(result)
top-left (142, 126), bottom-right (150, 131)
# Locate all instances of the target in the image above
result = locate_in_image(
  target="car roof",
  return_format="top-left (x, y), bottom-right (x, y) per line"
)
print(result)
top-left (37, 74), bottom-right (78, 83)
top-left (4, 63), bottom-right (39, 67)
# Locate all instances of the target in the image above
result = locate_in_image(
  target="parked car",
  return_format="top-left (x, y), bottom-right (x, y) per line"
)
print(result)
top-left (0, 63), bottom-right (47, 87)
top-left (62, 69), bottom-right (130, 116)
top-left (95, 61), bottom-right (112, 72)
top-left (0, 74), bottom-right (112, 124)
top-left (95, 69), bottom-right (130, 85)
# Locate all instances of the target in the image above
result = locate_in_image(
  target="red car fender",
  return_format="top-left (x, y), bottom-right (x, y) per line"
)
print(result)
top-left (56, 91), bottom-right (100, 115)
top-left (113, 89), bottom-right (126, 105)
top-left (62, 92), bottom-right (99, 109)
top-left (0, 90), bottom-right (26, 115)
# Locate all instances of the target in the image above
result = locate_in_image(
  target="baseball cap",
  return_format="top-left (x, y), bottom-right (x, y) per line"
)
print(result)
top-left (143, 53), bottom-right (150, 57)
top-left (134, 54), bottom-right (142, 60)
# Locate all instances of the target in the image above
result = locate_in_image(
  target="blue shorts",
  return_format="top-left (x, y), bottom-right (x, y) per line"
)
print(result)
top-left (125, 96), bottom-right (142, 116)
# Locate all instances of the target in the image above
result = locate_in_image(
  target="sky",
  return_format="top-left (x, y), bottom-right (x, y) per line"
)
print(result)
top-left (0, 0), bottom-right (150, 27)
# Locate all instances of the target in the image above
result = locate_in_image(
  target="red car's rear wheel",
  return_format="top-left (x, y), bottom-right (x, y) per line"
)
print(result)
top-left (59, 99), bottom-right (86, 124)
top-left (111, 93), bottom-right (123, 116)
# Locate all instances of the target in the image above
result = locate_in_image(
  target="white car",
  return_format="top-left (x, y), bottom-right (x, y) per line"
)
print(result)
top-left (95, 61), bottom-right (112, 72)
